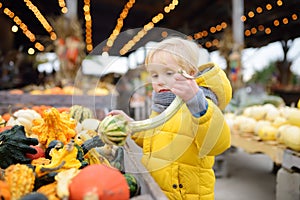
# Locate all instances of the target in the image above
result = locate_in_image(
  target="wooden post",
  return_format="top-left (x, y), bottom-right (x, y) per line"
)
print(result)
top-left (232, 0), bottom-right (244, 46)
top-left (231, 0), bottom-right (244, 90)
top-left (65, 0), bottom-right (78, 20)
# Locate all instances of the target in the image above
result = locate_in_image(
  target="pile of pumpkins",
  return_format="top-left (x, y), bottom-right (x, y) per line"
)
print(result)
top-left (225, 99), bottom-right (300, 152)
top-left (0, 105), bottom-right (139, 200)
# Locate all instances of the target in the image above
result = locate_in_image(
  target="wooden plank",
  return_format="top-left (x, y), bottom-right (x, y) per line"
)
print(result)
top-left (124, 138), bottom-right (168, 200)
top-left (131, 194), bottom-right (153, 200)
top-left (282, 149), bottom-right (300, 171)
top-left (0, 92), bottom-right (116, 109)
top-left (230, 132), bottom-right (286, 164)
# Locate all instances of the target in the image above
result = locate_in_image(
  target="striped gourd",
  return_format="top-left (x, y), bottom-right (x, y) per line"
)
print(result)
top-left (69, 105), bottom-right (94, 123)
top-left (98, 96), bottom-right (183, 146)
top-left (98, 114), bottom-right (129, 146)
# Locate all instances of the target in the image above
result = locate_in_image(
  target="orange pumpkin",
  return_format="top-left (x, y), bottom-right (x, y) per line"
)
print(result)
top-left (69, 164), bottom-right (130, 200)
top-left (0, 180), bottom-right (11, 200)
top-left (2, 113), bottom-right (11, 122)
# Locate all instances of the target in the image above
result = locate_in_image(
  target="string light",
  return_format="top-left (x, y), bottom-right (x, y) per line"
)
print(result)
top-left (103, 0), bottom-right (136, 53)
top-left (266, 4), bottom-right (272, 10)
top-left (277, 0), bottom-right (283, 6)
top-left (242, 1), bottom-right (283, 22)
top-left (119, 0), bottom-right (179, 55)
top-left (190, 0), bottom-right (295, 49)
top-left (0, 3), bottom-right (45, 52)
top-left (58, 0), bottom-right (68, 14)
top-left (28, 47), bottom-right (35, 55)
top-left (248, 11), bottom-right (255, 18)
top-left (256, 7), bottom-right (263, 14)
top-left (83, 0), bottom-right (93, 52)
top-left (23, 0), bottom-right (57, 40)
top-left (192, 21), bottom-right (227, 40)
top-left (265, 27), bottom-right (271, 34)
top-left (245, 12), bottom-right (299, 37)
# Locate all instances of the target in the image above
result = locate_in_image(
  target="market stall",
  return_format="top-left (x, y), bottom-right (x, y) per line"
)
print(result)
top-left (0, 101), bottom-right (168, 199)
top-left (225, 101), bottom-right (300, 200)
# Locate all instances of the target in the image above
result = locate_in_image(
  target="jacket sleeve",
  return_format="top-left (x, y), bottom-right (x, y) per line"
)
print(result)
top-left (130, 112), bottom-right (159, 148)
top-left (193, 100), bottom-right (231, 157)
top-left (131, 131), bottom-right (145, 148)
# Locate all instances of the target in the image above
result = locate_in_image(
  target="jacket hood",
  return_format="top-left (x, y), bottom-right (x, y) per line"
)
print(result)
top-left (195, 62), bottom-right (232, 110)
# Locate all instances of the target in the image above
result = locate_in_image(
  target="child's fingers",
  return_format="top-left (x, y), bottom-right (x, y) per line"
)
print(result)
top-left (174, 73), bottom-right (187, 81)
top-left (107, 110), bottom-right (124, 116)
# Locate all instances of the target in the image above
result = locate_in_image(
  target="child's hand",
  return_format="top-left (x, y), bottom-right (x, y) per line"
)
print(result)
top-left (171, 73), bottom-right (200, 102)
top-left (107, 110), bottom-right (134, 122)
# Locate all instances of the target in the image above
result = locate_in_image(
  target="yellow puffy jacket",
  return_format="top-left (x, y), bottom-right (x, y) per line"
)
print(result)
top-left (132, 62), bottom-right (232, 200)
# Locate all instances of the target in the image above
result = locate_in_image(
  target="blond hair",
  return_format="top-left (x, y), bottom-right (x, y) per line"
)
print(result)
top-left (145, 37), bottom-right (202, 74)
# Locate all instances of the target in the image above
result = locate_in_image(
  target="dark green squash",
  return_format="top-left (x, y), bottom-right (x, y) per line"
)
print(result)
top-left (0, 125), bottom-right (38, 168)
top-left (123, 173), bottom-right (140, 198)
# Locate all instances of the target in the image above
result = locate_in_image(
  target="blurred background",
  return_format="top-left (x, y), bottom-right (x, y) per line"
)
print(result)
top-left (0, 1), bottom-right (300, 199)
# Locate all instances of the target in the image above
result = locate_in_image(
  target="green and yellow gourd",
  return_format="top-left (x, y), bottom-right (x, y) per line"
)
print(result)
top-left (98, 115), bottom-right (129, 146)
top-left (69, 105), bottom-right (94, 123)
top-left (92, 71), bottom-right (199, 146)
top-left (98, 96), bottom-right (183, 146)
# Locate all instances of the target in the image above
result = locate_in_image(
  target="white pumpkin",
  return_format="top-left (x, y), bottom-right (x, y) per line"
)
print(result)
top-left (282, 125), bottom-right (300, 151)
top-left (258, 125), bottom-right (277, 141)
top-left (254, 120), bottom-right (271, 135)
top-left (6, 109), bottom-right (41, 134)
top-left (81, 118), bottom-right (101, 131)
top-left (279, 106), bottom-right (294, 119)
top-left (286, 108), bottom-right (300, 127)
top-left (272, 116), bottom-right (287, 128)
top-left (224, 112), bottom-right (236, 131)
top-left (276, 124), bottom-right (292, 144)
top-left (232, 115), bottom-right (249, 131)
top-left (248, 105), bottom-right (267, 121)
top-left (239, 117), bottom-right (257, 133)
top-left (264, 106), bottom-right (280, 122)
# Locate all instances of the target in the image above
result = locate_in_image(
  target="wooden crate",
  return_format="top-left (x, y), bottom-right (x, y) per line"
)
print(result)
top-left (0, 91), bottom-right (117, 119)
top-left (124, 139), bottom-right (168, 200)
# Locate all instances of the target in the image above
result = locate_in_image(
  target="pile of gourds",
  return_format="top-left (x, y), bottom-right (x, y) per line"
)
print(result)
top-left (0, 106), bottom-right (139, 200)
top-left (0, 93), bottom-right (185, 199)
top-left (225, 98), bottom-right (300, 152)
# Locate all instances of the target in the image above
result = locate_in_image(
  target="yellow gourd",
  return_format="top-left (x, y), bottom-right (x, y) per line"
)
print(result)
top-left (282, 125), bottom-right (300, 151)
top-left (276, 125), bottom-right (291, 144)
top-left (254, 120), bottom-right (271, 135)
top-left (243, 105), bottom-right (266, 121)
top-left (5, 164), bottom-right (35, 200)
top-left (31, 107), bottom-right (76, 147)
top-left (239, 117), bottom-right (256, 133)
top-left (272, 117), bottom-right (287, 128)
top-left (286, 108), bottom-right (300, 127)
top-left (258, 125), bottom-right (277, 141)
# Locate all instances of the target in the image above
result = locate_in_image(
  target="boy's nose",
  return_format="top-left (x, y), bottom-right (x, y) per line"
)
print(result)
top-left (157, 77), bottom-right (165, 85)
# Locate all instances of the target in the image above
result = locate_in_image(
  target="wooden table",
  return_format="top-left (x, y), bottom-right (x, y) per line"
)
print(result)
top-left (230, 132), bottom-right (286, 165)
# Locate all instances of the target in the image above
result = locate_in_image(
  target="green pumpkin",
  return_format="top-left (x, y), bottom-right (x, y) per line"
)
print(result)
top-left (69, 105), bottom-right (94, 123)
top-left (98, 115), bottom-right (128, 146)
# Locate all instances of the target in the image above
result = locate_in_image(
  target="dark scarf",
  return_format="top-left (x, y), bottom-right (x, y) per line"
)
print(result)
top-left (151, 88), bottom-right (218, 113)
top-left (151, 91), bottom-right (176, 113)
